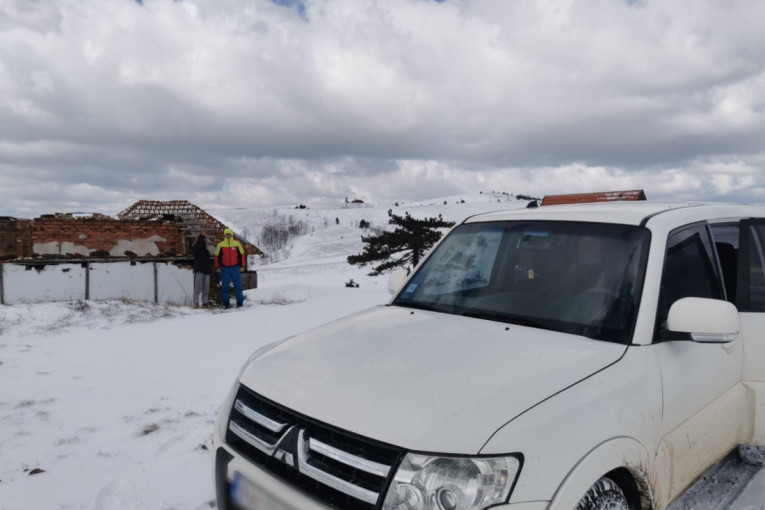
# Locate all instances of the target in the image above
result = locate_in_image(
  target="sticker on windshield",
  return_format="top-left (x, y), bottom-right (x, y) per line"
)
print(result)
top-left (523, 230), bottom-right (549, 237)
top-left (404, 284), bottom-right (418, 294)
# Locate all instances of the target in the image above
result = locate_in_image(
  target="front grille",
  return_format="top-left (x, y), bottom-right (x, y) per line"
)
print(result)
top-left (226, 385), bottom-right (405, 510)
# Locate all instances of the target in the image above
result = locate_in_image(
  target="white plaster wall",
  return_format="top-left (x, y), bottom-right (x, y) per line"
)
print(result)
top-left (3, 263), bottom-right (87, 304)
top-left (110, 236), bottom-right (166, 256)
top-left (89, 262), bottom-right (155, 302)
top-left (1, 261), bottom-right (194, 305)
top-left (33, 241), bottom-right (90, 257)
top-left (156, 262), bottom-right (194, 305)
top-left (33, 236), bottom-right (168, 258)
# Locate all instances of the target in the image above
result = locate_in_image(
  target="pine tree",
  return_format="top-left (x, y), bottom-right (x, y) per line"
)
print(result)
top-left (347, 211), bottom-right (455, 276)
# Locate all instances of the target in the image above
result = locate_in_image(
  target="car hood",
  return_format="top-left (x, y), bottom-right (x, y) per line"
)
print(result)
top-left (238, 305), bottom-right (627, 454)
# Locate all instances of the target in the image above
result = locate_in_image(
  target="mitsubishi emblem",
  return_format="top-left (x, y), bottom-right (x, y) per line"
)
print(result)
top-left (274, 448), bottom-right (295, 467)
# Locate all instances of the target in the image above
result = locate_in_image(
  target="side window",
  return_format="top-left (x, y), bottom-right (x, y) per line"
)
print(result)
top-left (655, 223), bottom-right (724, 342)
top-left (738, 220), bottom-right (765, 311)
top-left (710, 223), bottom-right (740, 304)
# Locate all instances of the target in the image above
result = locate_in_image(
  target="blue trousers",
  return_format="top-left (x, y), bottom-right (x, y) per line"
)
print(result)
top-left (220, 266), bottom-right (244, 306)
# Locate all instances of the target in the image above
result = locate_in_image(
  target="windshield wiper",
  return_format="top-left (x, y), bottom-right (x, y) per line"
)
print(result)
top-left (460, 310), bottom-right (550, 330)
top-left (391, 301), bottom-right (446, 314)
top-left (393, 303), bottom-right (554, 332)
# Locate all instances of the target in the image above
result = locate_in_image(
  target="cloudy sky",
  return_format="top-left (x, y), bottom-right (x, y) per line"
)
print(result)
top-left (1, 0), bottom-right (764, 217)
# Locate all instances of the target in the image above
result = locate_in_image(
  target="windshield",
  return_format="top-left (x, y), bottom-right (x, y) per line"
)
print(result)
top-left (392, 221), bottom-right (650, 343)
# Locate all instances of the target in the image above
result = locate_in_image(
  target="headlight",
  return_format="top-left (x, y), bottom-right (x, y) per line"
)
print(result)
top-left (382, 453), bottom-right (521, 510)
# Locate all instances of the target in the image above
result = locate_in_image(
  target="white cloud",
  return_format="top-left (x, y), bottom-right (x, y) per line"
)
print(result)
top-left (1, 0), bottom-right (765, 217)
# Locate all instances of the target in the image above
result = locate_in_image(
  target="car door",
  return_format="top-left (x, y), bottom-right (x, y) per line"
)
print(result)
top-left (652, 222), bottom-right (745, 499)
top-left (727, 220), bottom-right (765, 447)
top-left (711, 219), bottom-right (765, 381)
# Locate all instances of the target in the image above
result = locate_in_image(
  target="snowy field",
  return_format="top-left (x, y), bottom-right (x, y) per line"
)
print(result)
top-left (1, 193), bottom-right (765, 509)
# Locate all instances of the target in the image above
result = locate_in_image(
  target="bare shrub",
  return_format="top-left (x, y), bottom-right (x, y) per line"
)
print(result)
top-left (258, 213), bottom-right (309, 263)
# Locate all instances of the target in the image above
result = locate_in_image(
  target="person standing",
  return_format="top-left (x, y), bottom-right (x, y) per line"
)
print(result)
top-left (192, 232), bottom-right (212, 308)
top-left (215, 228), bottom-right (246, 308)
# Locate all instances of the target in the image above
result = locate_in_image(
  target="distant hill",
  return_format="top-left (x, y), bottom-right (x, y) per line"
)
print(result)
top-left (208, 192), bottom-right (532, 287)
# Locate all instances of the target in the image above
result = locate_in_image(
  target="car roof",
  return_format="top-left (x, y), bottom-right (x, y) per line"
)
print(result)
top-left (462, 201), bottom-right (765, 229)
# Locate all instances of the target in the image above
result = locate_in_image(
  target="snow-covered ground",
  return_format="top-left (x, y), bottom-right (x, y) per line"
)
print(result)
top-left (1, 193), bottom-right (764, 509)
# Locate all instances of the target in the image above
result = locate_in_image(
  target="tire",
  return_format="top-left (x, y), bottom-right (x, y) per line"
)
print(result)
top-left (575, 476), bottom-right (630, 510)
top-left (738, 444), bottom-right (765, 466)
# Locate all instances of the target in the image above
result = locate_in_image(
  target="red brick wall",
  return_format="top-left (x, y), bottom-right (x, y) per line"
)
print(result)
top-left (0, 218), bottom-right (32, 260)
top-left (31, 214), bottom-right (188, 258)
top-left (2, 210), bottom-right (261, 261)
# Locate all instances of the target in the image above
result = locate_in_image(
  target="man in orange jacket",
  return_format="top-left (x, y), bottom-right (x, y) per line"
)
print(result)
top-left (215, 228), bottom-right (246, 308)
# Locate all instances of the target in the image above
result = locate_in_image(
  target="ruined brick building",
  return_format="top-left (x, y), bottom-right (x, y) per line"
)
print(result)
top-left (0, 200), bottom-right (262, 261)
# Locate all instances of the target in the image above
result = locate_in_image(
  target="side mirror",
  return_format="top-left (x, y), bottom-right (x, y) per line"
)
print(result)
top-left (387, 269), bottom-right (409, 296)
top-left (667, 297), bottom-right (739, 343)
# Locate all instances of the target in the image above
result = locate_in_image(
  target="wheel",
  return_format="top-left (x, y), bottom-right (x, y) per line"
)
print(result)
top-left (575, 476), bottom-right (630, 510)
top-left (738, 444), bottom-right (765, 466)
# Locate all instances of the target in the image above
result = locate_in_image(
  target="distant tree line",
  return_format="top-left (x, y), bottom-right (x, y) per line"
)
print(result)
top-left (259, 214), bottom-right (309, 261)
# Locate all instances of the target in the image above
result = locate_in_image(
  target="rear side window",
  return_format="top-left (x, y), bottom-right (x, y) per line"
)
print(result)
top-left (710, 223), bottom-right (739, 304)
top-left (738, 220), bottom-right (765, 311)
top-left (655, 223), bottom-right (724, 342)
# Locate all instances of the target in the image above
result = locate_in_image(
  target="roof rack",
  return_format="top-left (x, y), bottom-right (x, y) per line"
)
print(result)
top-left (541, 189), bottom-right (646, 206)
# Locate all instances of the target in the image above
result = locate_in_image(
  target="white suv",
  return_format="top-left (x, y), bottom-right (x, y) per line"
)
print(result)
top-left (213, 202), bottom-right (765, 510)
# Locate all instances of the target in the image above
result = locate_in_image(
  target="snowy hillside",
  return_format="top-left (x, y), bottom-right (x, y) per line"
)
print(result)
top-left (210, 192), bottom-right (531, 285)
top-left (1, 193), bottom-right (764, 510)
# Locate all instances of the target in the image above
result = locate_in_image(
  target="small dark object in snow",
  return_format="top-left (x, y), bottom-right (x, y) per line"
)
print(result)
top-left (28, 468), bottom-right (46, 475)
top-left (141, 423), bottom-right (160, 435)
